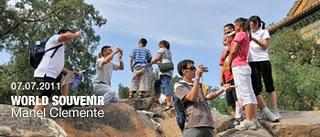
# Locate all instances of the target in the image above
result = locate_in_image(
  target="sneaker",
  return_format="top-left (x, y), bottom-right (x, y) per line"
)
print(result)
top-left (264, 110), bottom-right (279, 122)
top-left (254, 119), bottom-right (261, 128)
top-left (233, 118), bottom-right (242, 126)
top-left (257, 111), bottom-right (265, 120)
top-left (271, 108), bottom-right (282, 120)
top-left (235, 120), bottom-right (257, 131)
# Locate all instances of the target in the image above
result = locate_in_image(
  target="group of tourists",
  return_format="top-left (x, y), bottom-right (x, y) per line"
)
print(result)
top-left (220, 16), bottom-right (281, 132)
top-left (31, 15), bottom-right (280, 137)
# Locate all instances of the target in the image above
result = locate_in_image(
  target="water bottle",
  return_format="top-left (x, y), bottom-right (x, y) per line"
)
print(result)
top-left (71, 73), bottom-right (82, 92)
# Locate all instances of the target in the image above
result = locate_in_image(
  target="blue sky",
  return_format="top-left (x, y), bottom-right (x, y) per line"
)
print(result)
top-left (1, 0), bottom-right (296, 90)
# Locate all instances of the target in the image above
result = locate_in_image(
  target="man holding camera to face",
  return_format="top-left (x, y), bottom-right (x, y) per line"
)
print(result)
top-left (174, 59), bottom-right (231, 137)
top-left (93, 46), bottom-right (124, 104)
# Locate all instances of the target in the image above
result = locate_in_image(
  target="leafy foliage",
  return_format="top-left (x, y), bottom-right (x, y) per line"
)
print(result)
top-left (0, 0), bottom-right (106, 104)
top-left (118, 84), bottom-right (130, 99)
top-left (268, 28), bottom-right (320, 110)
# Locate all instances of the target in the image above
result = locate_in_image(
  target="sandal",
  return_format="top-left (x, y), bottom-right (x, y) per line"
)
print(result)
top-left (128, 91), bottom-right (136, 99)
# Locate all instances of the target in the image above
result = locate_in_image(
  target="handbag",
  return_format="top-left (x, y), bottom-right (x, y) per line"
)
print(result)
top-left (158, 59), bottom-right (174, 72)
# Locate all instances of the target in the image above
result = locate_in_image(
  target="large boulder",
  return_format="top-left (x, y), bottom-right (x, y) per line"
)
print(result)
top-left (159, 117), bottom-right (182, 137)
top-left (0, 104), bottom-right (67, 137)
top-left (211, 111), bottom-right (233, 134)
top-left (159, 110), bottom-right (233, 137)
top-left (53, 103), bottom-right (161, 137)
top-left (215, 128), bottom-right (273, 137)
top-left (260, 111), bottom-right (320, 137)
top-left (123, 97), bottom-right (155, 110)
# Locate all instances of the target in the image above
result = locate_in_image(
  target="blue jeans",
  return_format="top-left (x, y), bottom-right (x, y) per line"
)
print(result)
top-left (160, 75), bottom-right (173, 96)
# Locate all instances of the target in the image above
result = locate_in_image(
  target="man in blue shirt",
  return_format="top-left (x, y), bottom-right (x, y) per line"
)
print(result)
top-left (129, 38), bottom-right (152, 99)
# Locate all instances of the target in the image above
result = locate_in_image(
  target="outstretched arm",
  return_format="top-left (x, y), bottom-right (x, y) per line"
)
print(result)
top-left (150, 52), bottom-right (163, 64)
top-left (101, 48), bottom-right (121, 65)
top-left (58, 31), bottom-right (81, 43)
top-left (114, 50), bottom-right (124, 70)
top-left (206, 84), bottom-right (231, 100)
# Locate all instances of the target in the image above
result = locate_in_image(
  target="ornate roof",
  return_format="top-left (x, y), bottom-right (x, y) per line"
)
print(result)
top-left (269, 0), bottom-right (320, 33)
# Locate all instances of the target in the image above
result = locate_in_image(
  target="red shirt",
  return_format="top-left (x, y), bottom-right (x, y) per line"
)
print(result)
top-left (219, 47), bottom-right (233, 83)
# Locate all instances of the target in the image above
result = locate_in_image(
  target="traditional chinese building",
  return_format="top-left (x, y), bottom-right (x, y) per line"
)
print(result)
top-left (269, 0), bottom-right (320, 44)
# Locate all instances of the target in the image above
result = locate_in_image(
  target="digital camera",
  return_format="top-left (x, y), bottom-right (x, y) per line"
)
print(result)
top-left (202, 67), bottom-right (209, 72)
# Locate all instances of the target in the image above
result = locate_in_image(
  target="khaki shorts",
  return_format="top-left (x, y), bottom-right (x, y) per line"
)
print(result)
top-left (130, 67), bottom-right (152, 92)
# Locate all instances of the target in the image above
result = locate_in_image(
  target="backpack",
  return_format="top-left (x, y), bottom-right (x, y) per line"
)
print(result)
top-left (29, 38), bottom-right (63, 69)
top-left (173, 82), bottom-right (191, 131)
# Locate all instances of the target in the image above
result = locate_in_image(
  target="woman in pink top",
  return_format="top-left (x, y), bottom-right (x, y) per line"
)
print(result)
top-left (226, 17), bottom-right (258, 131)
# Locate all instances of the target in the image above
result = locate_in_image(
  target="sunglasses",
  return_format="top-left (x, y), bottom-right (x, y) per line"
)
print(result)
top-left (185, 66), bottom-right (196, 71)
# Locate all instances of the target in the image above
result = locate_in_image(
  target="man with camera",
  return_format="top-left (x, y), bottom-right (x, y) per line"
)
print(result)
top-left (93, 46), bottom-right (124, 103)
top-left (174, 59), bottom-right (231, 137)
top-left (33, 29), bottom-right (81, 111)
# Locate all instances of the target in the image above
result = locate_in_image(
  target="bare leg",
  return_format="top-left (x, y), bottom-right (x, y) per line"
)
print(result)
top-left (166, 96), bottom-right (173, 106)
top-left (269, 91), bottom-right (278, 108)
top-left (128, 91), bottom-right (136, 99)
top-left (245, 104), bottom-right (257, 121)
top-left (61, 84), bottom-right (69, 96)
top-left (234, 101), bottom-right (242, 118)
top-left (230, 109), bottom-right (235, 118)
top-left (256, 94), bottom-right (267, 109)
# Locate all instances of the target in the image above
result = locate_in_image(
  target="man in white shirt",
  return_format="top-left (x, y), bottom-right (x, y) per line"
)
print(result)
top-left (93, 46), bottom-right (124, 103)
top-left (33, 29), bottom-right (81, 110)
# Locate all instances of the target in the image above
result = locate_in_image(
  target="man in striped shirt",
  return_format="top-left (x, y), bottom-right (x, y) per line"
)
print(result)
top-left (129, 38), bottom-right (152, 99)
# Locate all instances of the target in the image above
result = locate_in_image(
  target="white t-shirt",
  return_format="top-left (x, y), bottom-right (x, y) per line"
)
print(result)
top-left (248, 28), bottom-right (271, 62)
top-left (158, 48), bottom-right (173, 77)
top-left (34, 35), bottom-right (65, 79)
top-left (93, 58), bottom-right (118, 86)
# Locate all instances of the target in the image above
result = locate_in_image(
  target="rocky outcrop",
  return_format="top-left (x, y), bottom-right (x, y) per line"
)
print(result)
top-left (211, 111), bottom-right (233, 134)
top-left (159, 117), bottom-right (182, 137)
top-left (0, 104), bottom-right (67, 137)
top-left (158, 110), bottom-right (233, 137)
top-left (53, 103), bottom-right (161, 137)
top-left (1, 99), bottom-right (320, 137)
top-left (216, 128), bottom-right (273, 137)
top-left (260, 111), bottom-right (320, 137)
top-left (124, 97), bottom-right (155, 110)
top-left (216, 110), bottom-right (320, 137)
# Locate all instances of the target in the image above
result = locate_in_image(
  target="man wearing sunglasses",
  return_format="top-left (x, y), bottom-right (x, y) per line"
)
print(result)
top-left (174, 59), bottom-right (231, 137)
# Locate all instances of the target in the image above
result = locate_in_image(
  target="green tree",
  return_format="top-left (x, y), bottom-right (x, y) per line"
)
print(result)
top-left (209, 86), bottom-right (230, 115)
top-left (268, 28), bottom-right (320, 110)
top-left (0, 0), bottom-right (106, 104)
top-left (118, 84), bottom-right (129, 99)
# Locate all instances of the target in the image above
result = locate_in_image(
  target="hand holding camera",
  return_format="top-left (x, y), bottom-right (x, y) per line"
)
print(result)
top-left (115, 48), bottom-right (122, 53)
top-left (115, 48), bottom-right (123, 59)
top-left (195, 65), bottom-right (209, 80)
top-left (201, 66), bottom-right (209, 72)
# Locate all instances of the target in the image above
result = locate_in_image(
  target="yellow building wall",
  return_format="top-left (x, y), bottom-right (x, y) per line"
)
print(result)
top-left (300, 20), bottom-right (320, 44)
